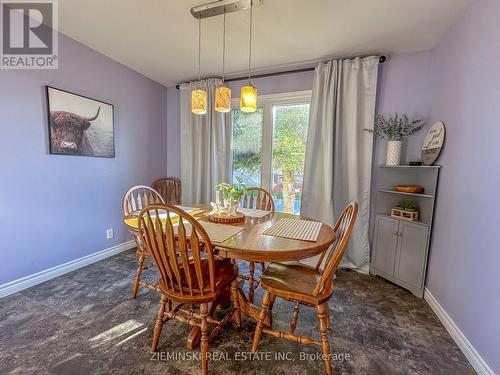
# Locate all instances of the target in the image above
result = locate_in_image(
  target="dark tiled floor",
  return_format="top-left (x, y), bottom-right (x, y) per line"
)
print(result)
top-left (0, 250), bottom-right (474, 374)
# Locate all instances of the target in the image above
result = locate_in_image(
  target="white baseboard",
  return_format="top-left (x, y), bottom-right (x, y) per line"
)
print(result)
top-left (424, 288), bottom-right (495, 375)
top-left (0, 240), bottom-right (136, 299)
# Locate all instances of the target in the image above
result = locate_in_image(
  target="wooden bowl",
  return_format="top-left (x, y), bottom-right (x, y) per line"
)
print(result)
top-left (395, 185), bottom-right (425, 194)
top-left (207, 212), bottom-right (245, 224)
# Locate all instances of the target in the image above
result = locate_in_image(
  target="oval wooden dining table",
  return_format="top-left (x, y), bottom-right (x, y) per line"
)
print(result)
top-left (123, 204), bottom-right (336, 349)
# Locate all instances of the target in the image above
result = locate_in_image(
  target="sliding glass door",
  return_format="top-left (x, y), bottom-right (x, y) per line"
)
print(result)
top-left (231, 91), bottom-right (311, 214)
top-left (271, 103), bottom-right (309, 214)
top-left (231, 107), bottom-right (263, 187)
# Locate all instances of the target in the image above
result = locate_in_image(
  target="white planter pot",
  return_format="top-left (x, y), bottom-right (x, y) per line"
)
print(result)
top-left (386, 140), bottom-right (402, 166)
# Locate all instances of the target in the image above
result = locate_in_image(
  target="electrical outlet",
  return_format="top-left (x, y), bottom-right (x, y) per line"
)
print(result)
top-left (106, 228), bottom-right (114, 239)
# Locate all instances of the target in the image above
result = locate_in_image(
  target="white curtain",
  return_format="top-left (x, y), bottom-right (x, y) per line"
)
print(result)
top-left (301, 57), bottom-right (379, 272)
top-left (180, 78), bottom-right (232, 204)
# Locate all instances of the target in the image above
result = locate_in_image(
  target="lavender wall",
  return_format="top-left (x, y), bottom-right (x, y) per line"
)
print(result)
top-left (374, 51), bottom-right (434, 165)
top-left (425, 0), bottom-right (500, 371)
top-left (0, 34), bottom-right (167, 285)
top-left (166, 86), bottom-right (180, 178)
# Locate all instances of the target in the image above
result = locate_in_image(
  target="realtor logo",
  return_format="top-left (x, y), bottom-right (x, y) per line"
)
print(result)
top-left (1, 0), bottom-right (58, 69)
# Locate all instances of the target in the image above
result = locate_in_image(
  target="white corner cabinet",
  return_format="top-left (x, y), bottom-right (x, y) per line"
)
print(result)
top-left (370, 165), bottom-right (440, 297)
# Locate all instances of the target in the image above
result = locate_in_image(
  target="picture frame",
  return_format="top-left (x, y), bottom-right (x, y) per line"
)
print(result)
top-left (46, 86), bottom-right (115, 158)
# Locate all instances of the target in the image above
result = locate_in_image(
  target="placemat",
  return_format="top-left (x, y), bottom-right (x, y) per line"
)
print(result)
top-left (238, 207), bottom-right (272, 218)
top-left (175, 221), bottom-right (244, 243)
top-left (263, 217), bottom-right (322, 242)
top-left (174, 205), bottom-right (199, 212)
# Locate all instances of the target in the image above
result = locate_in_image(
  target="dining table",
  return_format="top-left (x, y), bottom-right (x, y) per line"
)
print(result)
top-left (123, 204), bottom-right (336, 349)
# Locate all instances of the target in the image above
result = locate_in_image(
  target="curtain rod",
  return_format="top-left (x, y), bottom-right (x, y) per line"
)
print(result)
top-left (175, 55), bottom-right (386, 89)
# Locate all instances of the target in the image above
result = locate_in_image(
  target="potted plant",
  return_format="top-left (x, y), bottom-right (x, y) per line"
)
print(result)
top-left (391, 199), bottom-right (420, 221)
top-left (375, 113), bottom-right (425, 166)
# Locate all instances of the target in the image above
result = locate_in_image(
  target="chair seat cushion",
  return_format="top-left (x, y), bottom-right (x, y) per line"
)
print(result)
top-left (260, 262), bottom-right (329, 305)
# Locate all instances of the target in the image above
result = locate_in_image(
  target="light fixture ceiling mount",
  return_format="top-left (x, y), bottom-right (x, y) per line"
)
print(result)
top-left (240, 0), bottom-right (257, 113)
top-left (192, 16), bottom-right (207, 114)
top-left (191, 0), bottom-right (263, 20)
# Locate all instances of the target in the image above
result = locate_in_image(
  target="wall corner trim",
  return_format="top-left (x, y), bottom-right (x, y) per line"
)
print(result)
top-left (0, 240), bottom-right (136, 299)
top-left (424, 288), bottom-right (495, 375)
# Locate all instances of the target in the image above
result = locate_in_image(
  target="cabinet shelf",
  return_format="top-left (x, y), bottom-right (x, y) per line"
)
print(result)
top-left (380, 165), bottom-right (441, 169)
top-left (379, 189), bottom-right (434, 199)
top-left (379, 189), bottom-right (434, 198)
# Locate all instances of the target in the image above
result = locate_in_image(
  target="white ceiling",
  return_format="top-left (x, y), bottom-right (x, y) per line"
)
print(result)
top-left (58, 0), bottom-right (474, 87)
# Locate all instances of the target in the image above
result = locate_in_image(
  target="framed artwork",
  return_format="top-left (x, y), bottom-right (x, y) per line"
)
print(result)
top-left (46, 86), bottom-right (115, 158)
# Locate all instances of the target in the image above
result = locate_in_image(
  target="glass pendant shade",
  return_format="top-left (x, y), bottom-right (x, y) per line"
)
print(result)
top-left (215, 83), bottom-right (231, 113)
top-left (240, 84), bottom-right (257, 113)
top-left (191, 88), bottom-right (207, 114)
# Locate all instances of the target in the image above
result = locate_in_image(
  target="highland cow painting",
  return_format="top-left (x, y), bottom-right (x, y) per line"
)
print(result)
top-left (46, 87), bottom-right (114, 158)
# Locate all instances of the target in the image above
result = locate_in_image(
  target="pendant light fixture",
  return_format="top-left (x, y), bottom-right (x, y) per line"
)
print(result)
top-left (192, 15), bottom-right (207, 115)
top-left (215, 10), bottom-right (231, 113)
top-left (240, 0), bottom-right (257, 113)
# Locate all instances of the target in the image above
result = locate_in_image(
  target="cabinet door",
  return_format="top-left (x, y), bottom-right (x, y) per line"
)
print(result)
top-left (373, 216), bottom-right (400, 275)
top-left (395, 221), bottom-right (429, 288)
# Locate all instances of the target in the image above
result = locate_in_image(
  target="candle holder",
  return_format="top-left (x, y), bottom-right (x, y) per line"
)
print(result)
top-left (208, 179), bottom-right (247, 222)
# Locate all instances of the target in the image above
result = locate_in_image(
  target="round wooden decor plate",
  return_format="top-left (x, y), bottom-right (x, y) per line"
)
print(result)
top-left (422, 121), bottom-right (445, 165)
top-left (207, 212), bottom-right (245, 224)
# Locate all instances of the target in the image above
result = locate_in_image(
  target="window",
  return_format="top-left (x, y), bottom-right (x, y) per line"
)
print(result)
top-left (231, 91), bottom-right (311, 214)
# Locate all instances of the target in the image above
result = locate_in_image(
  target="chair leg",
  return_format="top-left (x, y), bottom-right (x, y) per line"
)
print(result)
top-left (151, 294), bottom-right (168, 352)
top-left (290, 302), bottom-right (300, 333)
top-left (325, 305), bottom-right (331, 329)
top-left (248, 261), bottom-right (255, 303)
top-left (230, 280), bottom-right (241, 327)
top-left (200, 303), bottom-right (209, 375)
top-left (316, 304), bottom-right (332, 375)
top-left (251, 290), bottom-right (271, 353)
top-left (260, 262), bottom-right (265, 272)
top-left (132, 254), bottom-right (145, 299)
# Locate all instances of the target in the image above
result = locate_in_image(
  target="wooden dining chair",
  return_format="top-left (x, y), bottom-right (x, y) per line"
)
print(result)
top-left (251, 202), bottom-right (358, 375)
top-left (139, 205), bottom-right (240, 375)
top-left (152, 177), bottom-right (182, 205)
top-left (239, 187), bottom-right (275, 303)
top-left (122, 185), bottom-right (165, 298)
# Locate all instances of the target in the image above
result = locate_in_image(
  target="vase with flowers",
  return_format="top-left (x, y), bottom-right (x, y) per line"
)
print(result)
top-left (375, 113), bottom-right (425, 166)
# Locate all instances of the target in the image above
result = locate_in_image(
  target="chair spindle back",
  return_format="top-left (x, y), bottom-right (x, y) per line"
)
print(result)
top-left (122, 185), bottom-right (164, 216)
top-left (138, 205), bottom-right (217, 300)
top-left (152, 177), bottom-right (182, 205)
top-left (313, 202), bottom-right (358, 296)
top-left (241, 187), bottom-right (275, 212)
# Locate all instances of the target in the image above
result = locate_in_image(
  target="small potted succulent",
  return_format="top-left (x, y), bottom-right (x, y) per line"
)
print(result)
top-left (391, 199), bottom-right (420, 221)
top-left (375, 113), bottom-right (425, 166)
top-left (396, 199), bottom-right (418, 211)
